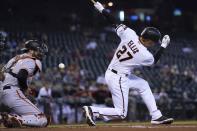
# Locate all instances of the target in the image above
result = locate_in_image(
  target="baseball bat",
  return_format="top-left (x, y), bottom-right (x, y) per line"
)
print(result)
top-left (90, 0), bottom-right (96, 4)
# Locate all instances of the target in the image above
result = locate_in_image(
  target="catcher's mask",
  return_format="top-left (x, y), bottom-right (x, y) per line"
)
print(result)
top-left (22, 40), bottom-right (48, 60)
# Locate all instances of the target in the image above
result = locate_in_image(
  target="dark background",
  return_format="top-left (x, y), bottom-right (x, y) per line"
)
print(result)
top-left (0, 0), bottom-right (197, 33)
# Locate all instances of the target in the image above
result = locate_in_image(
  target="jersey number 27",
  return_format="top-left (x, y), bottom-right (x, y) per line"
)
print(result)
top-left (116, 45), bottom-right (133, 62)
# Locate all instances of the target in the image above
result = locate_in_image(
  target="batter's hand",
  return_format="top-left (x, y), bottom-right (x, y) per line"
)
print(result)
top-left (161, 35), bottom-right (170, 48)
top-left (94, 2), bottom-right (105, 13)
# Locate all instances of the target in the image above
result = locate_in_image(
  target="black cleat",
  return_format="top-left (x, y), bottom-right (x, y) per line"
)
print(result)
top-left (83, 106), bottom-right (96, 126)
top-left (151, 116), bottom-right (174, 125)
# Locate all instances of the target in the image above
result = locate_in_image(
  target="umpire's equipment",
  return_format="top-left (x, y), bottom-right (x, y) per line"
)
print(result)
top-left (141, 27), bottom-right (161, 43)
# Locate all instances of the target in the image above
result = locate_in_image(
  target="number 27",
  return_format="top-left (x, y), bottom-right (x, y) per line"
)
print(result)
top-left (116, 45), bottom-right (133, 62)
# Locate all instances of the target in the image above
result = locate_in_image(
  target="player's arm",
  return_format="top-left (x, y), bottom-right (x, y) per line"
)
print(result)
top-left (17, 69), bottom-right (29, 91)
top-left (8, 69), bottom-right (29, 91)
top-left (15, 60), bottom-right (37, 91)
top-left (93, 1), bottom-right (136, 39)
top-left (94, 1), bottom-right (120, 28)
top-left (154, 35), bottom-right (170, 64)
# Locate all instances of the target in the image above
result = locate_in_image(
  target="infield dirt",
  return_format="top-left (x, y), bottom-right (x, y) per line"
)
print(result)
top-left (1, 125), bottom-right (197, 131)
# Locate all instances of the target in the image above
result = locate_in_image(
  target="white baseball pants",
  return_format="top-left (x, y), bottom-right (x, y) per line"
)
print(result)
top-left (90, 69), bottom-right (162, 121)
top-left (0, 86), bottom-right (48, 127)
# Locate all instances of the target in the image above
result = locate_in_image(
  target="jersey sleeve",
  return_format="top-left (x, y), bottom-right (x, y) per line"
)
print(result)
top-left (3, 57), bottom-right (16, 71)
top-left (115, 24), bottom-right (138, 41)
top-left (20, 59), bottom-right (36, 75)
top-left (141, 54), bottom-right (154, 66)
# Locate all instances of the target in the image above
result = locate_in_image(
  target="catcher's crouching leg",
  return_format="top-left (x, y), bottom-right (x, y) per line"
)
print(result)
top-left (1, 113), bottom-right (22, 128)
top-left (1, 113), bottom-right (51, 128)
top-left (21, 113), bottom-right (51, 127)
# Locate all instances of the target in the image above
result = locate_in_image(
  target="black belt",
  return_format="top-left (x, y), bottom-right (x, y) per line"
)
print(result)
top-left (110, 69), bottom-right (128, 77)
top-left (3, 86), bottom-right (11, 90)
top-left (111, 69), bottom-right (118, 74)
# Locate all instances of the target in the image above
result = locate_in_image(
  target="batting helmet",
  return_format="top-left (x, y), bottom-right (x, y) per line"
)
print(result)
top-left (22, 40), bottom-right (48, 59)
top-left (141, 27), bottom-right (161, 44)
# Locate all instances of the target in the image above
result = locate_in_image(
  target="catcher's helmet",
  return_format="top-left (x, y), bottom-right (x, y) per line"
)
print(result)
top-left (22, 40), bottom-right (48, 59)
top-left (141, 27), bottom-right (161, 44)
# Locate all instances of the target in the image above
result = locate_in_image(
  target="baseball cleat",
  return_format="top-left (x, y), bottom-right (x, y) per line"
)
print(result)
top-left (83, 106), bottom-right (96, 126)
top-left (151, 116), bottom-right (174, 125)
top-left (1, 113), bottom-right (22, 128)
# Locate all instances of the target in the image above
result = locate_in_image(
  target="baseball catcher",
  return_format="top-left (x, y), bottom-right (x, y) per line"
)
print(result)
top-left (0, 40), bottom-right (50, 128)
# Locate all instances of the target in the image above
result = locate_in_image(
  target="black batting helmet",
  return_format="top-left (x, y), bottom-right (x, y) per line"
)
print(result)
top-left (22, 40), bottom-right (48, 59)
top-left (141, 27), bottom-right (161, 44)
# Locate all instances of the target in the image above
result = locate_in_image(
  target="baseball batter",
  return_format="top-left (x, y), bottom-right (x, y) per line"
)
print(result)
top-left (83, 1), bottom-right (174, 126)
top-left (0, 40), bottom-right (49, 128)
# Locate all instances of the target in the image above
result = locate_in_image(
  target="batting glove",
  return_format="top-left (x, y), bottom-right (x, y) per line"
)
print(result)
top-left (94, 2), bottom-right (104, 13)
top-left (161, 35), bottom-right (170, 48)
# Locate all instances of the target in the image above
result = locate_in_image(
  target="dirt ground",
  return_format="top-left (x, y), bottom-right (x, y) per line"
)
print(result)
top-left (1, 124), bottom-right (197, 131)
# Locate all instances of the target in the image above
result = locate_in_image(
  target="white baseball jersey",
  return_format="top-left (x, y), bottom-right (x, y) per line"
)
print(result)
top-left (108, 24), bottom-right (154, 74)
top-left (89, 25), bottom-right (162, 123)
top-left (2, 53), bottom-right (42, 87)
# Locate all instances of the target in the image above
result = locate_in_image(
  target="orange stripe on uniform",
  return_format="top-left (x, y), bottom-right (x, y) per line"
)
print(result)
top-left (16, 90), bottom-right (40, 113)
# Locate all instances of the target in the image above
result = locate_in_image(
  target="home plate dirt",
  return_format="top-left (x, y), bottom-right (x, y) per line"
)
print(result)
top-left (1, 124), bottom-right (197, 131)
